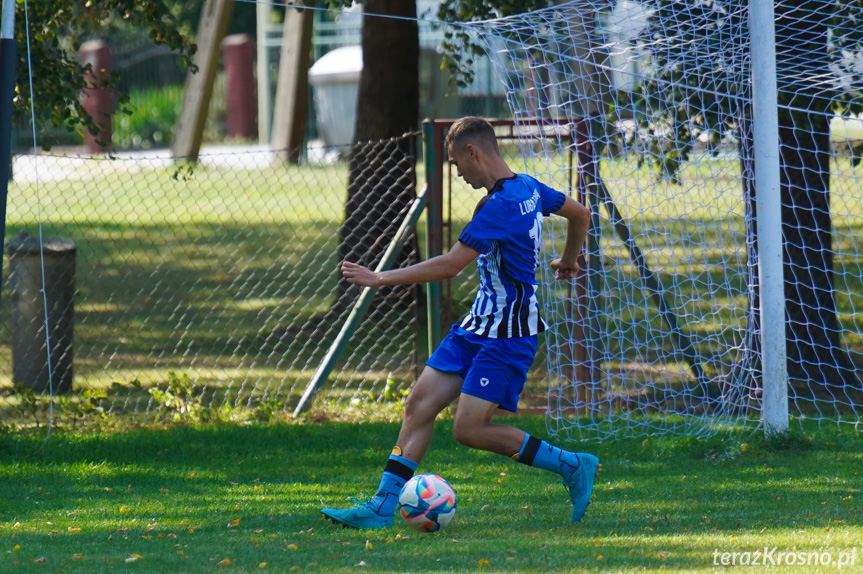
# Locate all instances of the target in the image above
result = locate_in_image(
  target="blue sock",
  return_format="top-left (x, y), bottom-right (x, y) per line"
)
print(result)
top-left (515, 434), bottom-right (580, 476)
top-left (368, 453), bottom-right (418, 516)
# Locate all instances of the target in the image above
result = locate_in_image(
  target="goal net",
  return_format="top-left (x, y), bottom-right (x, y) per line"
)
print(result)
top-left (461, 0), bottom-right (863, 439)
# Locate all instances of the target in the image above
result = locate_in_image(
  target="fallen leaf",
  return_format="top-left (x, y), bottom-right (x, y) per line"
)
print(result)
top-left (286, 544), bottom-right (298, 551)
top-left (72, 554), bottom-right (82, 561)
top-left (258, 563), bottom-right (267, 569)
top-left (356, 560), bottom-right (367, 567)
top-left (68, 527), bottom-right (81, 532)
top-left (478, 559), bottom-right (490, 566)
top-left (12, 544), bottom-right (20, 551)
top-left (34, 557), bottom-right (47, 563)
top-left (218, 558), bottom-right (231, 566)
top-left (365, 540), bottom-right (373, 550)
top-left (597, 555), bottom-right (604, 560)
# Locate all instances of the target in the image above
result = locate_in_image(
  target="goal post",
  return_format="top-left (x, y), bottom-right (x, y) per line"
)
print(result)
top-left (750, 0), bottom-right (789, 435)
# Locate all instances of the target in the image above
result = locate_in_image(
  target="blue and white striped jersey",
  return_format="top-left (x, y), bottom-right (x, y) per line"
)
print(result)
top-left (457, 173), bottom-right (566, 339)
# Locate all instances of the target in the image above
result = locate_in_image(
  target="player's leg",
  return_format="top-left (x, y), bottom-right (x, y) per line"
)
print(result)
top-left (451, 392), bottom-right (525, 455)
top-left (397, 367), bottom-right (465, 461)
top-left (454, 334), bottom-right (600, 523)
top-left (320, 365), bottom-right (464, 530)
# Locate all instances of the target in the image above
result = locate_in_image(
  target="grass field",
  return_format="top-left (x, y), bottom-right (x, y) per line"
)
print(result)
top-left (0, 418), bottom-right (861, 573)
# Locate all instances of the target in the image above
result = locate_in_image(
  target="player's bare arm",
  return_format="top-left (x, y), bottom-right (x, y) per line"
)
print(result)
top-left (549, 195), bottom-right (590, 281)
top-left (341, 241), bottom-right (480, 287)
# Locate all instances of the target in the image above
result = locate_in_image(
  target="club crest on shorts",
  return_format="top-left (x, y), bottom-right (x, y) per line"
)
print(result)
top-left (480, 377), bottom-right (490, 387)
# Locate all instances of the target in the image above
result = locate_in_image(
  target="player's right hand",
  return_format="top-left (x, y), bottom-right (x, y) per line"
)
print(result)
top-left (341, 261), bottom-right (382, 287)
top-left (550, 258), bottom-right (579, 281)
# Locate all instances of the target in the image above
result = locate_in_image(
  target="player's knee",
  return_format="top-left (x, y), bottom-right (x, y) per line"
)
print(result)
top-left (452, 418), bottom-right (483, 449)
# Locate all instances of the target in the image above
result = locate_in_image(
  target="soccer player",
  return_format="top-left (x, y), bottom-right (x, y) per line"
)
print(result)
top-left (321, 116), bottom-right (599, 529)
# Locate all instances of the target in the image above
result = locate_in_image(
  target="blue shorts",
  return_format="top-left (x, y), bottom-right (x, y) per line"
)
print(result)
top-left (426, 324), bottom-right (538, 412)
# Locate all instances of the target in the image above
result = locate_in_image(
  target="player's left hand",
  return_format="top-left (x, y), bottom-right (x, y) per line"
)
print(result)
top-left (550, 258), bottom-right (579, 280)
top-left (341, 261), bottom-right (382, 287)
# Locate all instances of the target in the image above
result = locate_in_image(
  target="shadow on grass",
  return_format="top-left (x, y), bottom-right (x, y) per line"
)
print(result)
top-left (0, 419), bottom-right (861, 571)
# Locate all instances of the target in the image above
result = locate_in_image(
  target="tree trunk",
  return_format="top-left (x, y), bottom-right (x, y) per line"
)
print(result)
top-left (743, 0), bottom-right (860, 400)
top-left (332, 0), bottom-right (420, 313)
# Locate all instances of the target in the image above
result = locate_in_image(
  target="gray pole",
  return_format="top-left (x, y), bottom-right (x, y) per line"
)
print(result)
top-left (0, 0), bottom-right (17, 280)
top-left (750, 0), bottom-right (789, 434)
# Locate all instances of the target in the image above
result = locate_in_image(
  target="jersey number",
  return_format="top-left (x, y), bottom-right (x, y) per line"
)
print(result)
top-left (529, 212), bottom-right (543, 268)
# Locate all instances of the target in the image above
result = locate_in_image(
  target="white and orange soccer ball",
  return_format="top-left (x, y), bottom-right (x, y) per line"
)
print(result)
top-left (397, 474), bottom-right (457, 532)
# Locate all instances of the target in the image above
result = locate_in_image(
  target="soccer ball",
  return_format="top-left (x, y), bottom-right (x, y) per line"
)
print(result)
top-left (397, 474), bottom-right (457, 532)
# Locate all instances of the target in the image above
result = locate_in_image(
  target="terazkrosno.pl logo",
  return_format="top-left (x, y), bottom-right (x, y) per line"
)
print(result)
top-left (712, 547), bottom-right (858, 569)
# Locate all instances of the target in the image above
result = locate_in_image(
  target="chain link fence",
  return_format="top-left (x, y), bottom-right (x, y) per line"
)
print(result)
top-left (0, 135), bottom-right (422, 425)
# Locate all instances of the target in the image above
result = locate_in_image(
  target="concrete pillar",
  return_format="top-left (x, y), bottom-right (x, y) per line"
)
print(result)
top-left (7, 236), bottom-right (76, 394)
top-left (222, 34), bottom-right (257, 140)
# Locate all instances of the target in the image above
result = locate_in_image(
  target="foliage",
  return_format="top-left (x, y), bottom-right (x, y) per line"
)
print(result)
top-left (53, 389), bottom-right (113, 428)
top-left (112, 84), bottom-right (182, 148)
top-left (436, 0), bottom-right (555, 87)
top-left (16, 1), bottom-right (195, 148)
top-left (148, 371), bottom-right (204, 422)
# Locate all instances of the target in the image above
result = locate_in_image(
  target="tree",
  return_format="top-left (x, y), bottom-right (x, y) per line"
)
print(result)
top-left (14, 1), bottom-right (195, 148)
top-left (325, 0), bottom-right (421, 312)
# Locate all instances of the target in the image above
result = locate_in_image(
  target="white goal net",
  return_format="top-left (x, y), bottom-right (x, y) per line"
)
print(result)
top-left (462, 0), bottom-right (863, 439)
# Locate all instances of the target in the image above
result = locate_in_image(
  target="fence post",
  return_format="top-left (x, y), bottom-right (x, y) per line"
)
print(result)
top-left (222, 34), bottom-right (257, 141)
top-left (423, 119), bottom-right (443, 356)
top-left (750, 0), bottom-right (789, 435)
top-left (79, 39), bottom-right (113, 153)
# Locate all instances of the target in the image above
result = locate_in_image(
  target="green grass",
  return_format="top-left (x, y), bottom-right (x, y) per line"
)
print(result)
top-left (0, 418), bottom-right (861, 572)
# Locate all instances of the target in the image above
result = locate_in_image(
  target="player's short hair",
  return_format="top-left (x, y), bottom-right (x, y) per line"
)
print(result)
top-left (444, 116), bottom-right (500, 154)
